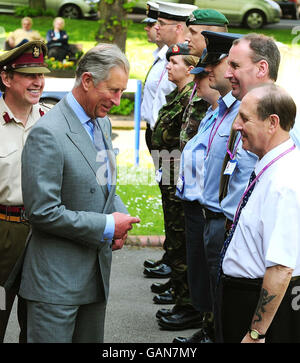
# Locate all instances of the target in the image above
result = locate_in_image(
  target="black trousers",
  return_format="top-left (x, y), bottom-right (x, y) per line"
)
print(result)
top-left (221, 274), bottom-right (300, 343)
top-left (182, 201), bottom-right (212, 313)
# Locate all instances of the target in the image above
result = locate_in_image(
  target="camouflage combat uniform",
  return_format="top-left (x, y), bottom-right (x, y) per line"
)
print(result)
top-left (151, 81), bottom-right (208, 306)
top-left (180, 97), bottom-right (208, 151)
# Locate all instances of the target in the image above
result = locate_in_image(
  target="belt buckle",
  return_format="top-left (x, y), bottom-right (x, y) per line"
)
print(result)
top-left (20, 208), bottom-right (28, 222)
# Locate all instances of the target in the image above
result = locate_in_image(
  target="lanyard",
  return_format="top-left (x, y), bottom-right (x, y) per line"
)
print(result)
top-left (226, 133), bottom-right (242, 160)
top-left (233, 144), bottom-right (296, 225)
top-left (158, 66), bottom-right (167, 87)
top-left (188, 83), bottom-right (197, 104)
top-left (197, 110), bottom-right (219, 136)
top-left (206, 101), bottom-right (237, 157)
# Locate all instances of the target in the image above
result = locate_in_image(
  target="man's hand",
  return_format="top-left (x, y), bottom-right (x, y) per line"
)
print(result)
top-left (112, 233), bottom-right (127, 251)
top-left (112, 212), bottom-right (140, 240)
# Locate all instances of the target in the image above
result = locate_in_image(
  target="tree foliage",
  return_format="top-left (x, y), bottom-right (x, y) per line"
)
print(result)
top-left (96, 0), bottom-right (134, 52)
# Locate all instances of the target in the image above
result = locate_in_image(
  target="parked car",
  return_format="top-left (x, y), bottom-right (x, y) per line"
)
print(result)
top-left (133, 0), bottom-right (281, 29)
top-left (273, 0), bottom-right (300, 19)
top-left (0, 0), bottom-right (99, 19)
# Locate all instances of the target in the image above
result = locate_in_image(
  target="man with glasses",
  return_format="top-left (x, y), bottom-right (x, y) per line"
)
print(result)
top-left (141, 1), bottom-right (176, 295)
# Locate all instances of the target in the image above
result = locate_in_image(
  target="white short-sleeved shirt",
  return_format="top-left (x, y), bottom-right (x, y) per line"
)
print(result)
top-left (223, 138), bottom-right (300, 278)
top-left (141, 45), bottom-right (175, 130)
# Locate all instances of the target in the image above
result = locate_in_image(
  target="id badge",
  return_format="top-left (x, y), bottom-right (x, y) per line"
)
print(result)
top-left (223, 159), bottom-right (237, 176)
top-left (155, 168), bottom-right (162, 183)
top-left (176, 175), bottom-right (184, 193)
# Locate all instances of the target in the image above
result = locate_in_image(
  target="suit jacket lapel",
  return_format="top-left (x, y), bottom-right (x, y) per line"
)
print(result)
top-left (59, 98), bottom-right (109, 198)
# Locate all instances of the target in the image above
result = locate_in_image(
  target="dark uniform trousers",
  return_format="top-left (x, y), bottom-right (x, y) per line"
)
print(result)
top-left (182, 200), bottom-right (212, 313)
top-left (220, 274), bottom-right (300, 343)
top-left (0, 220), bottom-right (29, 343)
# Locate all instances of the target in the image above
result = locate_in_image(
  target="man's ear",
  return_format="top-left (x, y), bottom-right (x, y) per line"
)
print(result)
top-left (1, 71), bottom-right (12, 89)
top-left (257, 60), bottom-right (269, 79)
top-left (268, 113), bottom-right (280, 134)
top-left (81, 72), bottom-right (94, 92)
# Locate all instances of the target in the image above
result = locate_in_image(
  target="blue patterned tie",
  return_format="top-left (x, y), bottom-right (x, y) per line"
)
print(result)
top-left (218, 170), bottom-right (257, 279)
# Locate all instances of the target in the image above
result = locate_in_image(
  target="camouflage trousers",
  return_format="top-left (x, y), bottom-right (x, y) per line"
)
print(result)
top-left (159, 183), bottom-right (192, 307)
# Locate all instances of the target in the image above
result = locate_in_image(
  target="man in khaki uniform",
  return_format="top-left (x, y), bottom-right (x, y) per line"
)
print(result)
top-left (0, 40), bottom-right (50, 343)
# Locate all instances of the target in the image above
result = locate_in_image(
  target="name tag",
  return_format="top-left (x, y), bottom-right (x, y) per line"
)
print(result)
top-left (224, 159), bottom-right (237, 176)
top-left (155, 168), bottom-right (162, 183)
top-left (176, 175), bottom-right (184, 193)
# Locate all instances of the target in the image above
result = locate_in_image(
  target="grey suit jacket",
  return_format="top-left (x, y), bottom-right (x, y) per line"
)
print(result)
top-left (19, 97), bottom-right (127, 305)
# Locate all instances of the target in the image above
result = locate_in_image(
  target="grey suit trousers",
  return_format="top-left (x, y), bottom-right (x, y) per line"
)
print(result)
top-left (26, 299), bottom-right (107, 343)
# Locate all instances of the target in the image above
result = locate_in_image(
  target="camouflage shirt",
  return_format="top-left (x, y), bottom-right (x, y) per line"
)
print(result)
top-left (180, 95), bottom-right (209, 151)
top-left (151, 82), bottom-right (199, 185)
top-left (152, 81), bottom-right (197, 152)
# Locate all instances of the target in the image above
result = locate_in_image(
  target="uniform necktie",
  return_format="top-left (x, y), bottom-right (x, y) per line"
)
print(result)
top-left (218, 170), bottom-right (257, 279)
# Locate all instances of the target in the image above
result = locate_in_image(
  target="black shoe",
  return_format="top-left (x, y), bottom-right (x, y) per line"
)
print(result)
top-left (173, 328), bottom-right (214, 343)
top-left (144, 263), bottom-right (172, 278)
top-left (151, 279), bottom-right (171, 294)
top-left (144, 259), bottom-right (162, 268)
top-left (153, 288), bottom-right (175, 304)
top-left (158, 309), bottom-right (203, 331)
top-left (156, 304), bottom-right (184, 319)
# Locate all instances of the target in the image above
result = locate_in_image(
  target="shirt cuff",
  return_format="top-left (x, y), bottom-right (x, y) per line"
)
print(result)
top-left (101, 214), bottom-right (115, 242)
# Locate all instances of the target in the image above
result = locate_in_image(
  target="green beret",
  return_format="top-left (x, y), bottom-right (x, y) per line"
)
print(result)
top-left (166, 43), bottom-right (190, 61)
top-left (186, 9), bottom-right (229, 27)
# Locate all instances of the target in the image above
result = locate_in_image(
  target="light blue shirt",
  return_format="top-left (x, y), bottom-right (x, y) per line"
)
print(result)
top-left (176, 106), bottom-right (219, 204)
top-left (220, 136), bottom-right (258, 221)
top-left (290, 112), bottom-right (300, 149)
top-left (66, 92), bottom-right (115, 243)
top-left (203, 92), bottom-right (240, 213)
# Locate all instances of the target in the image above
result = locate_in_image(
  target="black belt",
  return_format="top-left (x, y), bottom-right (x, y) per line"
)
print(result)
top-left (221, 274), bottom-right (300, 289)
top-left (202, 207), bottom-right (224, 220)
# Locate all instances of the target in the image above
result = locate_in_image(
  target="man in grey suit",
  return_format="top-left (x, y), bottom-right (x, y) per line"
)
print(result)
top-left (19, 44), bottom-right (140, 343)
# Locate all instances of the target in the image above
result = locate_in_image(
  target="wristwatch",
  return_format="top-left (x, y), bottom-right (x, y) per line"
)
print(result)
top-left (248, 328), bottom-right (266, 340)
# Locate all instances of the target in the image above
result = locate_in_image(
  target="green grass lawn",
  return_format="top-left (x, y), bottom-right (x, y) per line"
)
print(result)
top-left (116, 166), bottom-right (164, 236)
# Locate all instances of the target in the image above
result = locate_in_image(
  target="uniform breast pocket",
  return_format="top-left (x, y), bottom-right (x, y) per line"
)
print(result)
top-left (0, 144), bottom-right (19, 185)
top-left (0, 145), bottom-right (18, 159)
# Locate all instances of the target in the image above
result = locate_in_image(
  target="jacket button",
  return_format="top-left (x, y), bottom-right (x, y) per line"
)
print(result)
top-left (90, 188), bottom-right (96, 193)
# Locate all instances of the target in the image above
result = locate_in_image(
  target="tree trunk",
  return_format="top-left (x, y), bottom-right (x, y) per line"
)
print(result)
top-left (96, 0), bottom-right (128, 53)
top-left (29, 0), bottom-right (46, 8)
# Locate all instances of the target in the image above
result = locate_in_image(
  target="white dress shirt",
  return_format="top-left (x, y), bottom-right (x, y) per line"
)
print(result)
top-left (223, 138), bottom-right (300, 278)
top-left (141, 45), bottom-right (175, 130)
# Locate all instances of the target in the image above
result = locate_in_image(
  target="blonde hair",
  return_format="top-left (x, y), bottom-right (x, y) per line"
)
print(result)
top-left (22, 17), bottom-right (32, 26)
top-left (53, 17), bottom-right (65, 28)
top-left (183, 55), bottom-right (199, 67)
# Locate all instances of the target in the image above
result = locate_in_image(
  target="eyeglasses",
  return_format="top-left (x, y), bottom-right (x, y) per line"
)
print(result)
top-left (157, 20), bottom-right (178, 27)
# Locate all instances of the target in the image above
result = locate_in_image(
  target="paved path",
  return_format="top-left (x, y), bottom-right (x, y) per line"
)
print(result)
top-left (4, 245), bottom-right (199, 343)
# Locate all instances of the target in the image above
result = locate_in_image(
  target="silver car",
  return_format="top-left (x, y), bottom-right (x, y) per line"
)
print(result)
top-left (133, 0), bottom-right (281, 29)
top-left (0, 0), bottom-right (99, 19)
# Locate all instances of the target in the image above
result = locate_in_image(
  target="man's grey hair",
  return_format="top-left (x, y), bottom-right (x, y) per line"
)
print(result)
top-left (232, 33), bottom-right (280, 82)
top-left (74, 43), bottom-right (130, 87)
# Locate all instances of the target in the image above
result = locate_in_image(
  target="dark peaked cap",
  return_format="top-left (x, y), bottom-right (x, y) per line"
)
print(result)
top-left (200, 31), bottom-right (243, 65)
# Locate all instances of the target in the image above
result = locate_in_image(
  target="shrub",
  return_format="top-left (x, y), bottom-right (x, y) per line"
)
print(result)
top-left (109, 98), bottom-right (134, 116)
top-left (15, 6), bottom-right (55, 17)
